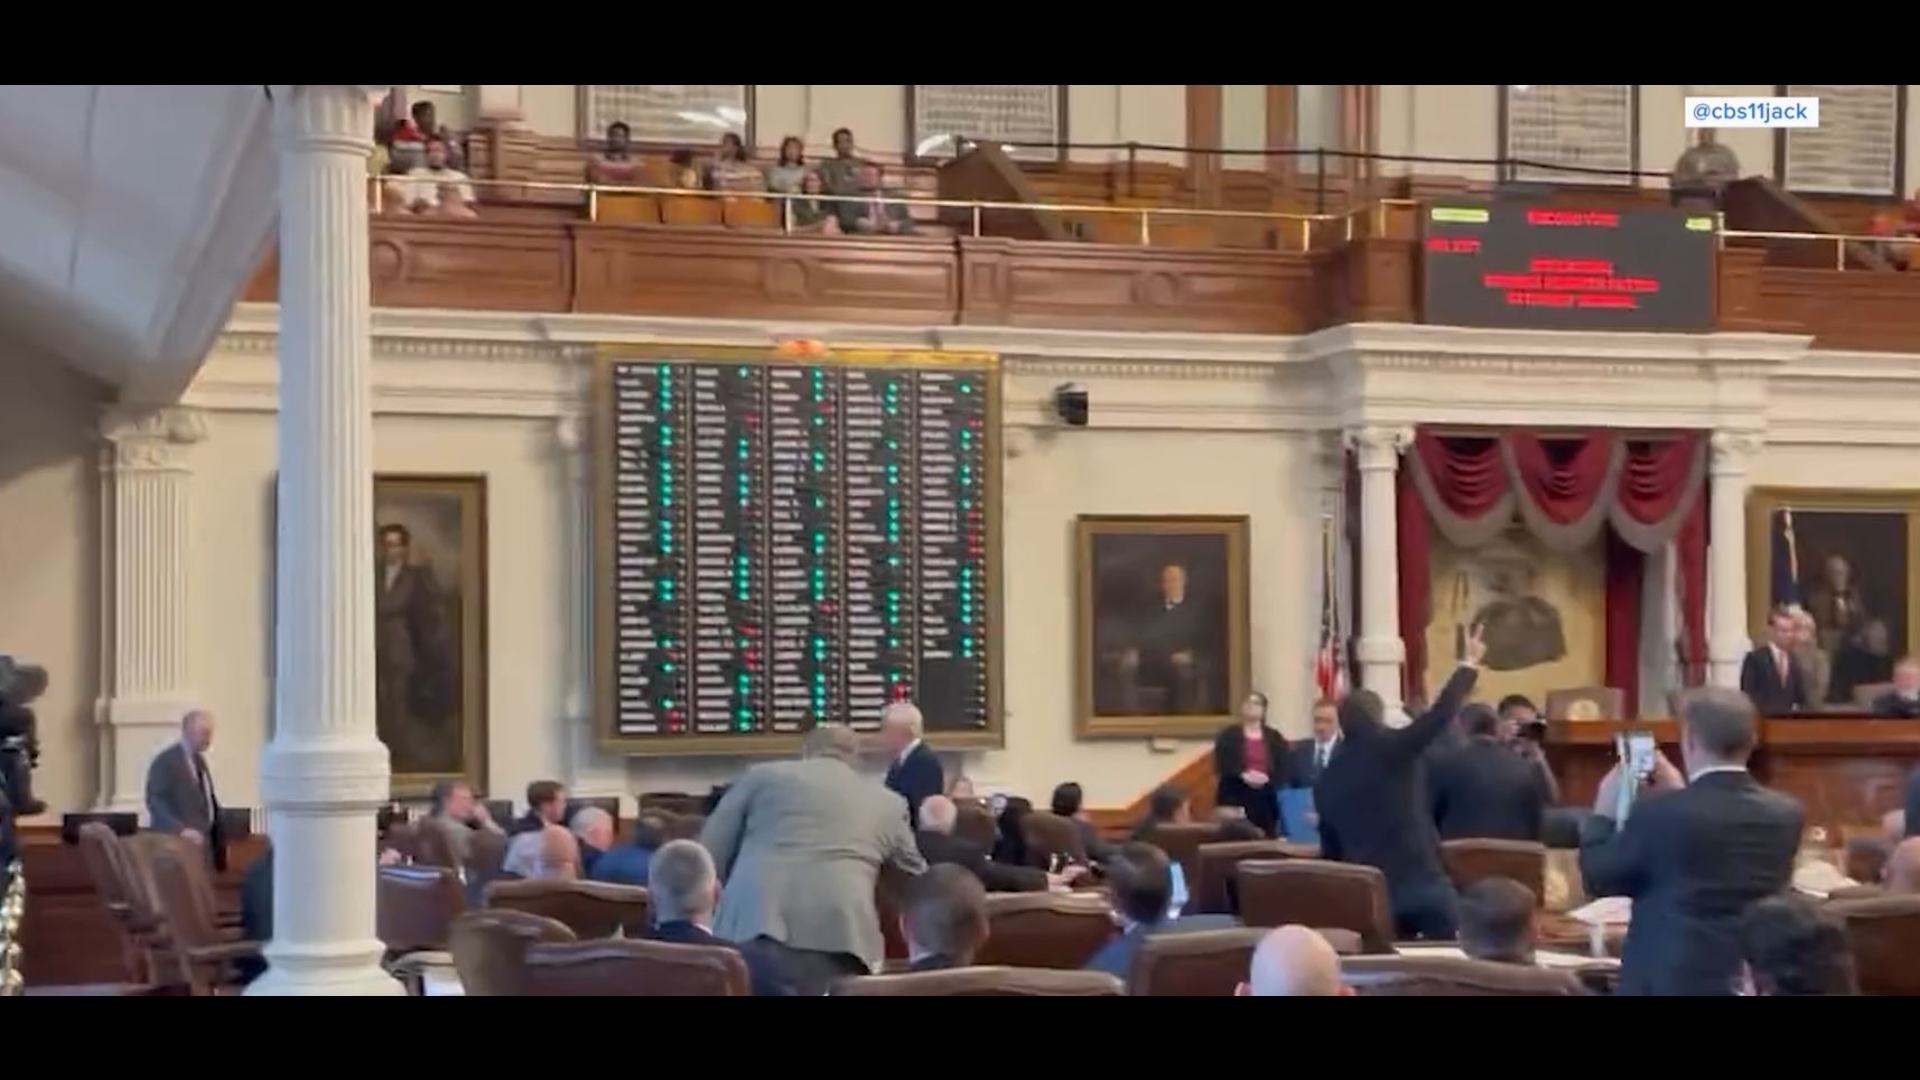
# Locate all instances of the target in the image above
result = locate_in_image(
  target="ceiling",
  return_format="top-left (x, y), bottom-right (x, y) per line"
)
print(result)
top-left (0, 85), bottom-right (276, 403)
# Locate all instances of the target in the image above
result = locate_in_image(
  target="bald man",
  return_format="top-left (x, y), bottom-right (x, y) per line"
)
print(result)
top-left (145, 709), bottom-right (226, 869)
top-left (1885, 837), bottom-right (1920, 895)
top-left (1237, 925), bottom-right (1353, 997)
top-left (880, 701), bottom-right (942, 829)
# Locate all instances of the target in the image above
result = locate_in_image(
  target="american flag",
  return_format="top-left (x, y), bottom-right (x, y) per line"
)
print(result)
top-left (1314, 515), bottom-right (1347, 700)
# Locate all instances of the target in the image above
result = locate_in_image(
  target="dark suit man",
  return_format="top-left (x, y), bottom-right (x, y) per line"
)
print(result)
top-left (644, 838), bottom-right (735, 949)
top-left (703, 725), bottom-right (926, 994)
top-left (1316, 626), bottom-right (1484, 939)
top-left (144, 709), bottom-right (226, 870)
top-left (879, 702), bottom-right (942, 829)
top-left (1427, 704), bottom-right (1549, 842)
top-left (1082, 842), bottom-right (1235, 981)
top-left (900, 864), bottom-right (991, 972)
top-left (916, 795), bottom-right (1053, 892)
top-left (375, 523), bottom-right (456, 775)
top-left (1123, 563), bottom-right (1216, 714)
top-left (1287, 700), bottom-right (1342, 788)
top-left (1740, 608), bottom-right (1812, 716)
top-left (1870, 657), bottom-right (1920, 718)
top-left (1580, 687), bottom-right (1803, 996)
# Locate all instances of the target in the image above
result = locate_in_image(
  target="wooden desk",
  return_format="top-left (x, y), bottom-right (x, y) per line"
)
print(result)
top-left (1546, 717), bottom-right (1920, 835)
top-left (14, 826), bottom-right (267, 987)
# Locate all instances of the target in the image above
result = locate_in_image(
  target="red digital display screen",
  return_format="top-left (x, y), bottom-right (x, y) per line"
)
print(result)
top-left (1420, 203), bottom-right (1715, 331)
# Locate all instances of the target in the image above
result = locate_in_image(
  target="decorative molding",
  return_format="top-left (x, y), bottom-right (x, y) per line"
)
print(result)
top-left (1710, 430), bottom-right (1765, 474)
top-left (1343, 426), bottom-right (1412, 470)
top-left (100, 406), bottom-right (209, 470)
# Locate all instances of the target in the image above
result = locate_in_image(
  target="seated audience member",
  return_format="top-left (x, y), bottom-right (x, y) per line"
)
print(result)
top-left (1083, 842), bottom-right (1233, 980)
top-left (1456, 877), bottom-right (1538, 966)
top-left (899, 863), bottom-right (991, 972)
top-left (423, 779), bottom-right (504, 867)
top-left (1580, 687), bottom-right (1801, 996)
top-left (1885, 836), bottom-right (1920, 894)
top-left (1426, 702), bottom-right (1549, 842)
top-left (1235, 925), bottom-right (1353, 997)
top-left (591, 812), bottom-right (667, 887)
top-left (1130, 783), bottom-right (1187, 841)
top-left (788, 171), bottom-right (839, 233)
top-left (1050, 782), bottom-right (1113, 863)
top-left (1871, 656), bottom-right (1920, 717)
top-left (587, 120), bottom-right (640, 184)
top-left (511, 781), bottom-right (568, 836)
top-left (705, 132), bottom-right (764, 191)
top-left (646, 839), bottom-right (732, 948)
top-left (765, 136), bottom-right (808, 194)
top-left (667, 149), bottom-right (700, 190)
top-left (836, 163), bottom-right (914, 235)
top-left (1738, 895), bottom-right (1858, 996)
top-left (402, 138), bottom-right (477, 217)
top-left (817, 127), bottom-right (865, 196)
top-left (916, 795), bottom-right (1059, 893)
top-left (502, 822), bottom-right (580, 881)
top-left (569, 806), bottom-right (615, 877)
top-left (389, 100), bottom-right (464, 171)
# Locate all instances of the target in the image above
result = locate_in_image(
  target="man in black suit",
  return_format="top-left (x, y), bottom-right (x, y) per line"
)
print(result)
top-left (880, 702), bottom-right (942, 829)
top-left (1870, 656), bottom-right (1920, 717)
top-left (1082, 842), bottom-right (1235, 981)
top-left (1316, 625), bottom-right (1484, 940)
top-left (1287, 699), bottom-right (1341, 788)
top-left (916, 795), bottom-right (1064, 892)
top-left (645, 838), bottom-right (735, 949)
top-left (144, 709), bottom-right (227, 870)
top-left (1579, 686), bottom-right (1803, 996)
top-left (1123, 562), bottom-right (1216, 714)
top-left (1426, 703), bottom-right (1550, 842)
top-left (1739, 607), bottom-right (1812, 716)
top-left (900, 863), bottom-right (992, 972)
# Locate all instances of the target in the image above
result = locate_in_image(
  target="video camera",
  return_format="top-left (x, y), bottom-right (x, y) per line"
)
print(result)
top-left (0, 655), bottom-right (48, 822)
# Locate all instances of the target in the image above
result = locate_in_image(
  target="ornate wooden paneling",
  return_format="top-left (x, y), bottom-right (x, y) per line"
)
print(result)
top-left (371, 219), bottom-right (574, 312)
top-left (955, 236), bottom-right (1319, 334)
top-left (571, 226), bottom-right (962, 324)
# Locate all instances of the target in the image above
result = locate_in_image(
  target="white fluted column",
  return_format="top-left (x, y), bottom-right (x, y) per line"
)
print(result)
top-left (248, 84), bottom-right (401, 997)
top-left (557, 412), bottom-right (624, 800)
top-left (94, 407), bottom-right (207, 811)
top-left (1346, 426), bottom-right (1411, 713)
top-left (1707, 431), bottom-right (1761, 689)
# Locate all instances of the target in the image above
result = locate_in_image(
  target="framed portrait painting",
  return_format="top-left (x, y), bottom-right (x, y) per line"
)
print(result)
top-left (1746, 488), bottom-right (1920, 709)
top-left (373, 475), bottom-right (489, 795)
top-left (1075, 515), bottom-right (1250, 738)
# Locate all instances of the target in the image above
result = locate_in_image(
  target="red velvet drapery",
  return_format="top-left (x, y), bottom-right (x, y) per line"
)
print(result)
top-left (1396, 428), bottom-right (1707, 714)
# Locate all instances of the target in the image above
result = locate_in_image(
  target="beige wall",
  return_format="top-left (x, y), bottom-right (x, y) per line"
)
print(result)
top-left (462, 84), bottom-right (1191, 165)
top-left (0, 356), bottom-right (102, 821)
top-left (1379, 84), bottom-right (1920, 195)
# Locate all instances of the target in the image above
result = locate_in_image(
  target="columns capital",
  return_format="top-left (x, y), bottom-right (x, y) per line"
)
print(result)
top-left (1709, 430), bottom-right (1763, 477)
top-left (1343, 425), bottom-right (1412, 471)
top-left (100, 406), bottom-right (207, 471)
top-left (554, 413), bottom-right (587, 455)
top-left (271, 85), bottom-right (380, 153)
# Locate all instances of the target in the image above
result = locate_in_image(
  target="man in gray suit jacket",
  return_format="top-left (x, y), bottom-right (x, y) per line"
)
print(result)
top-left (702, 724), bottom-right (926, 994)
top-left (145, 709), bottom-right (226, 870)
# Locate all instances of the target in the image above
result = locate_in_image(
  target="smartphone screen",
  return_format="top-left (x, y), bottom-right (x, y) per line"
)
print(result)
top-left (1625, 730), bottom-right (1656, 780)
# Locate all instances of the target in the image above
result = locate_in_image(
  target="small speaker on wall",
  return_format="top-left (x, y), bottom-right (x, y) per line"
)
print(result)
top-left (1053, 384), bottom-right (1088, 427)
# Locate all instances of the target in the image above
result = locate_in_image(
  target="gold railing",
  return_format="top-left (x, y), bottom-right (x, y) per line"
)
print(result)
top-left (1719, 228), bottom-right (1920, 271)
top-left (369, 175), bottom-right (1405, 252)
top-left (0, 859), bottom-right (23, 995)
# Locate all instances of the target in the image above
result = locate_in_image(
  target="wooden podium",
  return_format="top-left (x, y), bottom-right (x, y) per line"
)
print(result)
top-left (1545, 717), bottom-right (1920, 835)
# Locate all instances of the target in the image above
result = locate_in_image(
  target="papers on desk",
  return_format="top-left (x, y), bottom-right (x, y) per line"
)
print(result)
top-left (1568, 896), bottom-right (1632, 926)
top-left (1396, 944), bottom-right (1620, 971)
top-left (1790, 859), bottom-right (1857, 899)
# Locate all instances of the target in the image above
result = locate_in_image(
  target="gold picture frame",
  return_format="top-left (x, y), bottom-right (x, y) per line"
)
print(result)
top-left (373, 474), bottom-right (489, 796)
top-left (1075, 515), bottom-right (1251, 739)
top-left (1746, 487), bottom-right (1920, 703)
top-left (591, 343), bottom-right (1004, 756)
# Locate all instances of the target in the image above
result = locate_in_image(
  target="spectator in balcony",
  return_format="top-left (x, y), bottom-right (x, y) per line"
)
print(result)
top-left (706, 132), bottom-right (764, 192)
top-left (818, 127), bottom-right (866, 196)
top-left (588, 121), bottom-right (640, 185)
top-left (391, 99), bottom-right (464, 173)
top-left (788, 171), bottom-right (839, 234)
top-left (765, 136), bottom-right (809, 194)
top-left (403, 137), bottom-right (477, 218)
top-left (836, 163), bottom-right (914, 236)
top-left (668, 148), bottom-right (701, 190)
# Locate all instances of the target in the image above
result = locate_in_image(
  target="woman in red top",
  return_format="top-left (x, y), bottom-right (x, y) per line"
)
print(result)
top-left (1213, 691), bottom-right (1290, 836)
